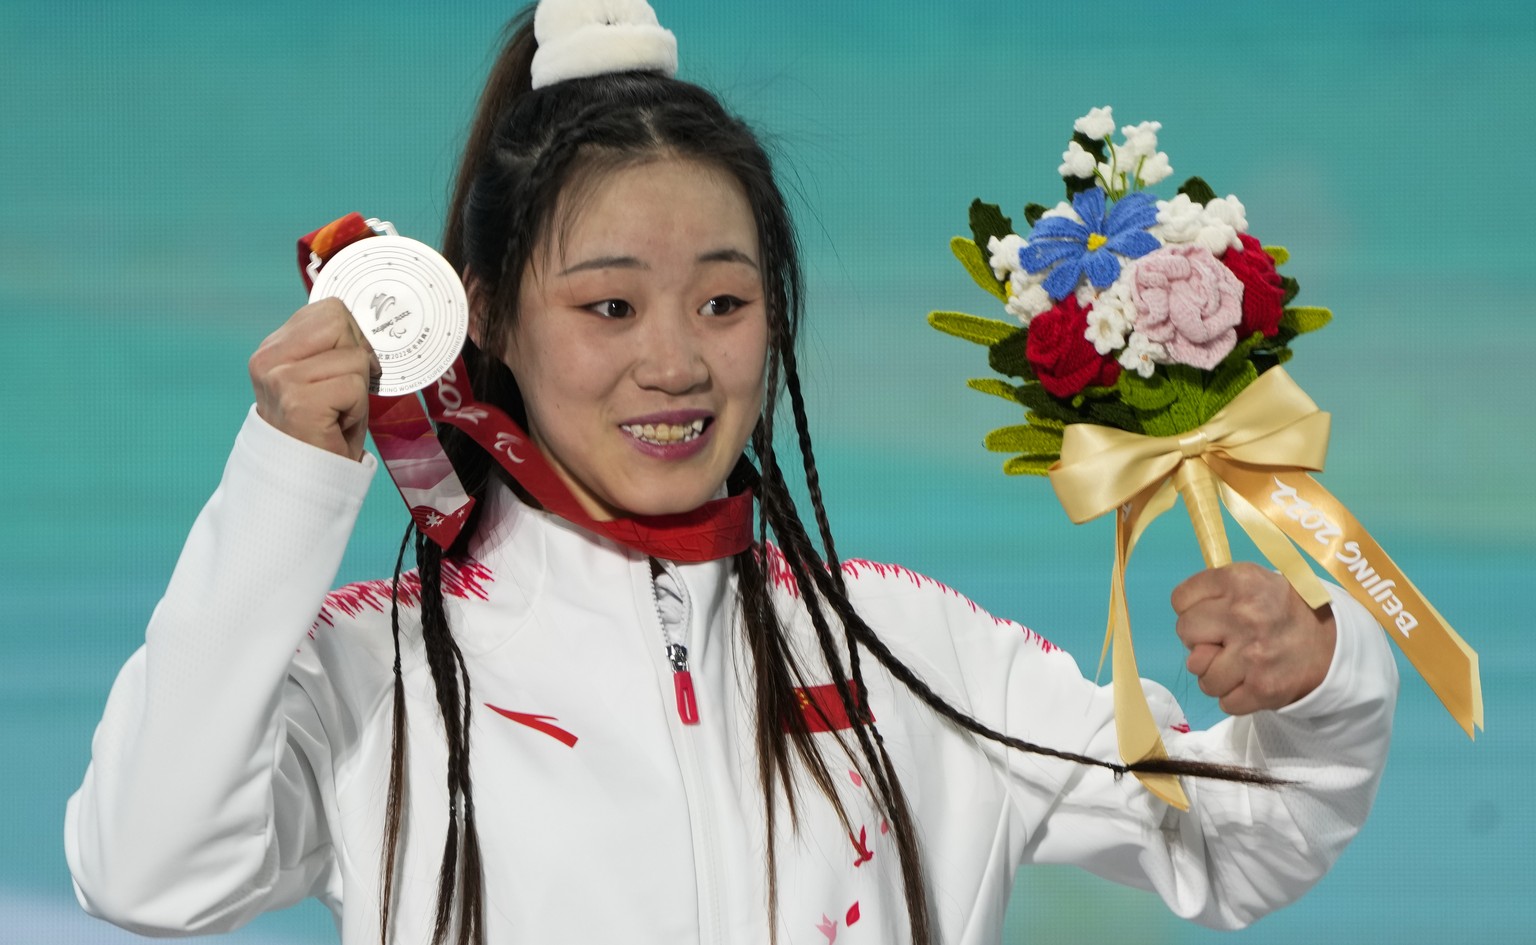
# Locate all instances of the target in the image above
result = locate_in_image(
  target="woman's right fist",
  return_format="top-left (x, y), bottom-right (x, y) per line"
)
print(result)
top-left (249, 298), bottom-right (380, 461)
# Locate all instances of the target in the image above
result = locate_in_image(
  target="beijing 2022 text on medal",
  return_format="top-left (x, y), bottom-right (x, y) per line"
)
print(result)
top-left (308, 222), bottom-right (469, 396)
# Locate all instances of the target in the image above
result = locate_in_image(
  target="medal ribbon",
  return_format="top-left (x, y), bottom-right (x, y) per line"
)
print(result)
top-left (298, 215), bottom-right (754, 562)
top-left (1047, 366), bottom-right (1483, 807)
top-left (299, 214), bottom-right (477, 548)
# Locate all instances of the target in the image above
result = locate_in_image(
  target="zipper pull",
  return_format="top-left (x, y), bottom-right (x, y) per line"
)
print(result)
top-left (667, 643), bottom-right (700, 725)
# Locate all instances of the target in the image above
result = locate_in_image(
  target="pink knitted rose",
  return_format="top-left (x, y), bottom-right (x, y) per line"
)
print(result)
top-left (1130, 244), bottom-right (1243, 370)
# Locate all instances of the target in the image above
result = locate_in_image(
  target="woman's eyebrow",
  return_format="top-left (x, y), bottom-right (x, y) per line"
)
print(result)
top-left (559, 249), bottom-right (759, 275)
top-left (699, 247), bottom-right (759, 269)
top-left (558, 255), bottom-right (647, 275)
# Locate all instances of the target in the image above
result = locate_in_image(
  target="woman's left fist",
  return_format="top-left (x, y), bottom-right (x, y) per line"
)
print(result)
top-left (1172, 562), bottom-right (1337, 715)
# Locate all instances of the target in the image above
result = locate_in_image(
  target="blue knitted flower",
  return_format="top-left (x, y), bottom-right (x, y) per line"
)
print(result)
top-left (1020, 187), bottom-right (1161, 300)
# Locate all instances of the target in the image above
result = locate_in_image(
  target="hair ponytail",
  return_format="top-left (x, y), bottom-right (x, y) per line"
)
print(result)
top-left (444, 8), bottom-right (537, 272)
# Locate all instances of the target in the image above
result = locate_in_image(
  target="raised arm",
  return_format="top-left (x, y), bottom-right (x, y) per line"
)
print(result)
top-left (1003, 573), bottom-right (1394, 927)
top-left (856, 560), bottom-right (1396, 930)
top-left (65, 300), bottom-right (378, 934)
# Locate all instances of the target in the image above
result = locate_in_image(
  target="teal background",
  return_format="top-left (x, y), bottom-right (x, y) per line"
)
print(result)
top-left (3, 1), bottom-right (1532, 942)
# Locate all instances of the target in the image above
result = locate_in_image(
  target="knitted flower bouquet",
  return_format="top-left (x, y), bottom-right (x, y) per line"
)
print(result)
top-left (930, 106), bottom-right (1481, 805)
top-left (931, 105), bottom-right (1328, 478)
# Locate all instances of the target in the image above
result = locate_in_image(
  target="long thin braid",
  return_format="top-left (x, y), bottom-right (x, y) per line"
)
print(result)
top-left (454, 638), bottom-right (483, 945)
top-left (380, 524), bottom-right (414, 945)
top-left (773, 368), bottom-right (939, 930)
top-left (776, 343), bottom-right (1285, 785)
top-left (753, 453), bottom-right (935, 942)
top-left (779, 351), bottom-right (894, 791)
top-left (413, 533), bottom-right (486, 945)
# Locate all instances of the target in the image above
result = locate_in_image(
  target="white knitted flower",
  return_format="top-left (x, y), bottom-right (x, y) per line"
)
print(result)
top-left (1084, 306), bottom-right (1127, 356)
top-left (1138, 151), bottom-right (1173, 186)
top-left (1040, 201), bottom-right (1083, 223)
top-left (1119, 121), bottom-right (1162, 159)
top-left (1074, 106), bottom-right (1116, 140)
top-left (987, 234), bottom-right (1027, 279)
top-left (1153, 192), bottom-right (1245, 252)
top-left (1097, 160), bottom-right (1128, 194)
top-left (1084, 272), bottom-right (1138, 355)
top-left (1006, 275), bottom-right (1052, 326)
top-left (1117, 330), bottom-right (1167, 378)
top-left (1153, 193), bottom-right (1203, 243)
top-left (1059, 141), bottom-right (1097, 179)
top-left (1197, 195), bottom-right (1248, 254)
top-left (531, 0), bottom-right (678, 89)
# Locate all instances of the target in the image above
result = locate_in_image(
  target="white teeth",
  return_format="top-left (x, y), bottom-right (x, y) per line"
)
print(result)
top-left (622, 419), bottom-right (706, 445)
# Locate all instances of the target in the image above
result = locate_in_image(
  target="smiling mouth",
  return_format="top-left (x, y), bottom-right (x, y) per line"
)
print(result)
top-left (621, 418), bottom-right (707, 445)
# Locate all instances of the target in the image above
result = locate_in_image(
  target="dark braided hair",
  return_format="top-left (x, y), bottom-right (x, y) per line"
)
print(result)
top-left (379, 9), bottom-right (1281, 944)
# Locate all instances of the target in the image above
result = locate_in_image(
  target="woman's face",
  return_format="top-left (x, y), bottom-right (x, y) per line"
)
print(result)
top-left (495, 157), bottom-right (768, 520)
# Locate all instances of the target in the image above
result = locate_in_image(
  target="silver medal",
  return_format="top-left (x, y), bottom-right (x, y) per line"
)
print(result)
top-left (309, 228), bottom-right (469, 396)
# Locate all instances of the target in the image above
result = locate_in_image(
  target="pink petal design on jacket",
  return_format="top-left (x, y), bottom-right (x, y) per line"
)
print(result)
top-left (848, 769), bottom-right (864, 788)
top-left (817, 914), bottom-right (838, 943)
top-left (851, 826), bottom-right (873, 867)
top-left (761, 544), bottom-right (1059, 652)
top-left (309, 560), bottom-right (493, 639)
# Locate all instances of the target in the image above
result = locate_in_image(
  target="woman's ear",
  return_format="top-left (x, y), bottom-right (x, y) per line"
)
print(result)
top-left (465, 269), bottom-right (488, 347)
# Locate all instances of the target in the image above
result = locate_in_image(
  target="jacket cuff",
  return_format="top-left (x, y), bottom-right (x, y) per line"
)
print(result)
top-left (234, 405), bottom-right (377, 504)
top-left (1275, 581), bottom-right (1397, 720)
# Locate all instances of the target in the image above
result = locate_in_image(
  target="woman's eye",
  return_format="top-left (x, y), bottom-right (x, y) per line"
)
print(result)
top-left (700, 295), bottom-right (747, 316)
top-left (587, 299), bottom-right (634, 319)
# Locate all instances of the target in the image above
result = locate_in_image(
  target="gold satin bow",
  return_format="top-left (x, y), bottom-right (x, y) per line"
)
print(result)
top-left (1047, 367), bottom-right (1482, 808)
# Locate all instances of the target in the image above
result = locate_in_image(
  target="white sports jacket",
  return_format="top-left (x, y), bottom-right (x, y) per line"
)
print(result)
top-left (65, 409), bottom-right (1398, 944)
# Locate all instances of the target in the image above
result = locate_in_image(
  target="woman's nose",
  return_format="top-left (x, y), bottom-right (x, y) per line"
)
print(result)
top-left (633, 308), bottom-right (709, 393)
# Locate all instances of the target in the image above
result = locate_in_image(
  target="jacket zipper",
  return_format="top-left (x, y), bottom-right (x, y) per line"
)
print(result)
top-left (647, 556), bottom-right (723, 942)
top-left (652, 558), bottom-right (700, 725)
top-left (667, 642), bottom-right (700, 724)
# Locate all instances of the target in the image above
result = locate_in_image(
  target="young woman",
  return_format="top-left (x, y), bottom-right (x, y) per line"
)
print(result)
top-left (65, 3), bottom-right (1396, 943)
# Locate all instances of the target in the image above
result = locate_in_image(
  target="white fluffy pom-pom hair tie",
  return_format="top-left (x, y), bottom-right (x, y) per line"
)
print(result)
top-left (530, 0), bottom-right (679, 90)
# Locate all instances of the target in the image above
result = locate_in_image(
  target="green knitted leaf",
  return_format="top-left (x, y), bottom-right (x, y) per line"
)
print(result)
top-left (1132, 365), bottom-right (1205, 436)
top-left (1205, 357), bottom-right (1259, 416)
top-left (1281, 306), bottom-right (1332, 335)
top-left (1024, 202), bottom-right (1049, 227)
top-left (1267, 323), bottom-right (1299, 348)
top-left (1116, 369), bottom-right (1178, 411)
top-left (984, 424), bottom-right (1065, 454)
top-left (966, 377), bottom-right (1020, 402)
top-left (1230, 330), bottom-right (1265, 363)
top-left (1003, 454), bottom-right (1057, 476)
top-left (1016, 383), bottom-right (1079, 424)
top-left (1250, 346), bottom-right (1294, 373)
top-left (1080, 396), bottom-right (1140, 432)
top-left (929, 310), bottom-right (1017, 346)
top-left (1177, 176), bottom-right (1218, 205)
top-left (968, 200), bottom-right (1015, 252)
top-left (950, 237), bottom-right (1008, 302)
top-left (988, 328), bottom-right (1034, 379)
top-left (1280, 275), bottom-right (1301, 306)
top-left (1264, 245), bottom-right (1290, 266)
top-left (1025, 410), bottom-right (1065, 430)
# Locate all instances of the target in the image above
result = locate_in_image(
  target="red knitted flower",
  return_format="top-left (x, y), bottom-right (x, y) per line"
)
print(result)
top-left (1026, 295), bottom-right (1121, 397)
top-left (1220, 233), bottom-right (1285, 338)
